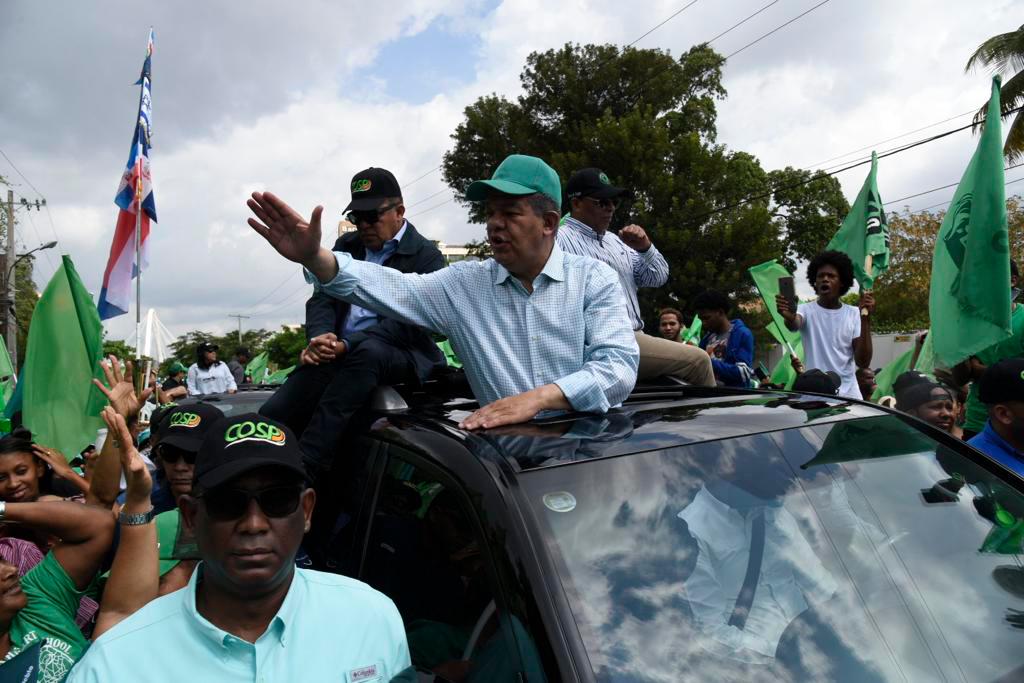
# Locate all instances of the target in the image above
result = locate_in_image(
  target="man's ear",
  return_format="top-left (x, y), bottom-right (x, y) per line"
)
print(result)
top-left (395, 203), bottom-right (406, 220)
top-left (542, 210), bottom-right (560, 236)
top-left (992, 404), bottom-right (1014, 427)
top-left (300, 488), bottom-right (316, 533)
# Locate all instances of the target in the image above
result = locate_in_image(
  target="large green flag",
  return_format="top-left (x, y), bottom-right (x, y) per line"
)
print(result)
top-left (749, 260), bottom-right (801, 350)
top-left (246, 351), bottom-right (269, 384)
top-left (826, 151), bottom-right (889, 289)
top-left (0, 342), bottom-right (14, 403)
top-left (23, 256), bottom-right (106, 458)
top-left (929, 76), bottom-right (1012, 367)
top-left (871, 348), bottom-right (914, 401)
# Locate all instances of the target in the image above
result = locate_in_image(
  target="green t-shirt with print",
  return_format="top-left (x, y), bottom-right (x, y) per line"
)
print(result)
top-left (3, 551), bottom-right (89, 683)
top-left (965, 304), bottom-right (1024, 431)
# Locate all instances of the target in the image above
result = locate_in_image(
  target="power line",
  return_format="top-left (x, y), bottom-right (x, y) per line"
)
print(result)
top-left (886, 164), bottom-right (1024, 206)
top-left (626, 0), bottom-right (700, 48)
top-left (804, 108), bottom-right (977, 170)
top-left (706, 0), bottom-right (781, 45)
top-left (416, 195), bottom-right (456, 217)
top-left (405, 187), bottom-right (449, 209)
top-left (0, 147), bottom-right (64, 251)
top-left (243, 270), bottom-right (300, 311)
top-left (403, 165), bottom-right (441, 189)
top-left (911, 176), bottom-right (1024, 213)
top-left (725, 0), bottom-right (833, 59)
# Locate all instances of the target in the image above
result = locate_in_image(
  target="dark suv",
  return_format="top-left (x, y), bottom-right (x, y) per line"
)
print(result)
top-left (179, 383), bottom-right (1024, 682)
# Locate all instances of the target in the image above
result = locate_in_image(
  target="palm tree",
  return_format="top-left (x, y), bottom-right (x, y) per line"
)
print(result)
top-left (966, 25), bottom-right (1024, 162)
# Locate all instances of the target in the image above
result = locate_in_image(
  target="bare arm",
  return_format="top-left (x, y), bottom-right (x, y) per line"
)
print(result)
top-left (32, 445), bottom-right (90, 497)
top-left (93, 409), bottom-right (158, 639)
top-left (4, 500), bottom-right (114, 590)
top-left (853, 292), bottom-right (875, 369)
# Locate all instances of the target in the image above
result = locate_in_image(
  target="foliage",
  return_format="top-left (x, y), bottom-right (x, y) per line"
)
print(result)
top-left (966, 24), bottom-right (1024, 162)
top-left (869, 196), bottom-right (1024, 333)
top-left (13, 256), bottom-right (38, 367)
top-left (101, 337), bottom-right (136, 361)
top-left (441, 43), bottom-right (848, 328)
top-left (464, 239), bottom-right (493, 260)
top-left (166, 327), bottom-right (274, 374)
top-left (264, 325), bottom-right (306, 368)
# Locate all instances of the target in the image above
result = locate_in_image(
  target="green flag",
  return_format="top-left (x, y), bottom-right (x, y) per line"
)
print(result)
top-left (929, 76), bottom-right (1012, 367)
top-left (681, 315), bottom-right (703, 344)
top-left (246, 351), bottom-right (269, 384)
top-left (748, 260), bottom-right (801, 350)
top-left (770, 339), bottom-right (804, 390)
top-left (0, 342), bottom-right (14, 403)
top-left (871, 348), bottom-right (914, 401)
top-left (915, 331), bottom-right (937, 377)
top-left (23, 256), bottom-right (106, 458)
top-left (437, 339), bottom-right (462, 369)
top-left (826, 151), bottom-right (889, 289)
top-left (265, 365), bottom-right (295, 385)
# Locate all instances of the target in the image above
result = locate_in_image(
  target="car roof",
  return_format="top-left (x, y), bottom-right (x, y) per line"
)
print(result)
top-left (387, 379), bottom-right (889, 473)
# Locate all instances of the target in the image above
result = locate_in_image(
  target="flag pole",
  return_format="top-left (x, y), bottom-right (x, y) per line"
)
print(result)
top-left (861, 254), bottom-right (873, 317)
top-left (134, 152), bottom-right (143, 357)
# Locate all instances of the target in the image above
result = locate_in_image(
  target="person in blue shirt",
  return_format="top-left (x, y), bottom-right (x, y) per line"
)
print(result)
top-left (247, 154), bottom-right (639, 431)
top-left (694, 290), bottom-right (755, 388)
top-left (968, 358), bottom-right (1024, 477)
top-left (68, 414), bottom-right (410, 682)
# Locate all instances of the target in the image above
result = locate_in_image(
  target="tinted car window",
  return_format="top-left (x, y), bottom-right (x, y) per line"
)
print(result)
top-left (521, 415), bottom-right (1024, 682)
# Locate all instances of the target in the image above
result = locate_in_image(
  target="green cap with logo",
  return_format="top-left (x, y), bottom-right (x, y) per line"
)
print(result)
top-left (465, 154), bottom-right (562, 210)
top-left (195, 413), bottom-right (307, 489)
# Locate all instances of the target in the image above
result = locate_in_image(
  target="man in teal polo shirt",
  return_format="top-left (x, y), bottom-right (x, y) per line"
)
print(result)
top-left (68, 414), bottom-right (410, 682)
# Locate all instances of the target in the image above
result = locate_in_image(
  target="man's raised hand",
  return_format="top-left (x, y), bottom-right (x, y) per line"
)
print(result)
top-left (247, 191), bottom-right (324, 266)
top-left (93, 355), bottom-right (153, 421)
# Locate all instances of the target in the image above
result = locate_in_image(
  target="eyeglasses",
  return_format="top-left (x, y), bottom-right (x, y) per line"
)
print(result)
top-left (345, 201), bottom-right (401, 226)
top-left (157, 445), bottom-right (196, 465)
top-left (199, 485), bottom-right (303, 521)
top-left (583, 197), bottom-right (620, 210)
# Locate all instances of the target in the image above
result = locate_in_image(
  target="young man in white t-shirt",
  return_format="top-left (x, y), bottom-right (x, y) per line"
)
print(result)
top-left (775, 251), bottom-right (874, 399)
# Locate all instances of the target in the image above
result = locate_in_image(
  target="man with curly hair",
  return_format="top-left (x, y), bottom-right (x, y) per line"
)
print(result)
top-left (776, 250), bottom-right (874, 399)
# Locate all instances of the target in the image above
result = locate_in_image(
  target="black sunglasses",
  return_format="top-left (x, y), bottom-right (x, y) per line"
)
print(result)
top-left (157, 445), bottom-right (197, 465)
top-left (583, 197), bottom-right (620, 210)
top-left (199, 485), bottom-right (303, 521)
top-left (345, 201), bottom-right (401, 226)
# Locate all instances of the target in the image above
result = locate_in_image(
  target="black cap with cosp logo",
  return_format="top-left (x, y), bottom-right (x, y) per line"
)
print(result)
top-left (156, 403), bottom-right (225, 454)
top-left (566, 167), bottom-right (628, 201)
top-left (194, 413), bottom-right (307, 489)
top-left (343, 167), bottom-right (402, 212)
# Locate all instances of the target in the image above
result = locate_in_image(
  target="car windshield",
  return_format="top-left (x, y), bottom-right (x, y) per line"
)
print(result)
top-left (521, 415), bottom-right (1024, 682)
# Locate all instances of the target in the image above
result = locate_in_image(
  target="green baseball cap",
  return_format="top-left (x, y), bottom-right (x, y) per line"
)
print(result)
top-left (465, 154), bottom-right (562, 210)
top-left (169, 361), bottom-right (188, 375)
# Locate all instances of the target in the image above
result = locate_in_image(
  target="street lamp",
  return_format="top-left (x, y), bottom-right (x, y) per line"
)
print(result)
top-left (3, 240), bottom-right (57, 371)
top-left (6, 240), bottom-right (57, 284)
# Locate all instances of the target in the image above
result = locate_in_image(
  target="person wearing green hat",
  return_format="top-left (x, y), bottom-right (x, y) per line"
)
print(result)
top-left (160, 362), bottom-right (188, 401)
top-left (247, 154), bottom-right (639, 430)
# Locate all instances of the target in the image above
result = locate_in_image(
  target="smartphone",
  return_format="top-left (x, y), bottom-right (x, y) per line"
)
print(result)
top-left (778, 276), bottom-right (797, 312)
top-left (754, 364), bottom-right (769, 382)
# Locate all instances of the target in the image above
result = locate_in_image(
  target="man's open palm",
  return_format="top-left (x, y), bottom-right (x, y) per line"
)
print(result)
top-left (247, 191), bottom-right (324, 265)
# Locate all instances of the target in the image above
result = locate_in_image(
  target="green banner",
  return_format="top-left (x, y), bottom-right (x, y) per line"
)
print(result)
top-left (749, 259), bottom-right (801, 349)
top-left (928, 76), bottom-right (1012, 367)
top-left (826, 151), bottom-right (889, 289)
top-left (246, 351), bottom-right (269, 384)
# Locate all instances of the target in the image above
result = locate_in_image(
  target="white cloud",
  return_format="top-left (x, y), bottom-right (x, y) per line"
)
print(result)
top-left (3, 0), bottom-right (1022, 342)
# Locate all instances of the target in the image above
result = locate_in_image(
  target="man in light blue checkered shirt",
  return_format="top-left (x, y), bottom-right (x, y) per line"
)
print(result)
top-left (247, 154), bottom-right (639, 430)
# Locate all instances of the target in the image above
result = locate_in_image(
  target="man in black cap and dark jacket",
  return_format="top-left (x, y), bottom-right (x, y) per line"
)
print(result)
top-left (260, 167), bottom-right (445, 481)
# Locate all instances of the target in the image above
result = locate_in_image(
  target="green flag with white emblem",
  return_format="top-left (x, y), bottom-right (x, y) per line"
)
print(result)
top-left (929, 76), bottom-right (1012, 367)
top-left (826, 151), bottom-right (889, 289)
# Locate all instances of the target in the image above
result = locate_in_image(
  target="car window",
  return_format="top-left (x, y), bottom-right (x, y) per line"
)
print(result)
top-left (521, 414), bottom-right (1024, 683)
top-left (360, 447), bottom-right (545, 682)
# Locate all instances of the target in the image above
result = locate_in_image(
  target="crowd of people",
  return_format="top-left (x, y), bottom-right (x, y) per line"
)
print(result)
top-left (0, 152), bottom-right (1016, 681)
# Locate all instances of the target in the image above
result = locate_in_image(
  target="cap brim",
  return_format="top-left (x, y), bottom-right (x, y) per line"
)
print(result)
top-left (157, 431), bottom-right (204, 454)
top-left (343, 196), bottom-right (389, 212)
top-left (198, 456), bottom-right (308, 490)
top-left (465, 179), bottom-right (539, 202)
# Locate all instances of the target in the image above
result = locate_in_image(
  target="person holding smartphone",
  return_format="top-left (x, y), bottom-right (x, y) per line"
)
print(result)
top-left (775, 250), bottom-right (874, 399)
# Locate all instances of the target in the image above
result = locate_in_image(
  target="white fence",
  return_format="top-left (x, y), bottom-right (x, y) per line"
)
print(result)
top-left (760, 331), bottom-right (922, 372)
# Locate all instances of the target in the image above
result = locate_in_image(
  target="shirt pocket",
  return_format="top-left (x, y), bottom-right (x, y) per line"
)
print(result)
top-left (346, 661), bottom-right (385, 683)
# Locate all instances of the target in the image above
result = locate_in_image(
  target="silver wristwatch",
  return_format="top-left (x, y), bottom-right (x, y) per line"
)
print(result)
top-left (118, 508), bottom-right (155, 526)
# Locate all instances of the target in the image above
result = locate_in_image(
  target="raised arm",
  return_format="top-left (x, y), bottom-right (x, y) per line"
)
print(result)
top-left (4, 499), bottom-right (115, 590)
top-left (247, 191), bottom-right (455, 334)
top-left (620, 226), bottom-right (668, 288)
top-left (88, 356), bottom-right (153, 509)
top-left (93, 408), bottom-right (158, 639)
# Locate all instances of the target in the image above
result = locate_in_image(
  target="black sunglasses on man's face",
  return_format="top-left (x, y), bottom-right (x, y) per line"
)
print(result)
top-left (345, 201), bottom-right (402, 226)
top-left (199, 484), bottom-right (304, 521)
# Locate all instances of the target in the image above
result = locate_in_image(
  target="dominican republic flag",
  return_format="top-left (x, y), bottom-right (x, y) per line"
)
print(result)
top-left (98, 29), bottom-right (157, 320)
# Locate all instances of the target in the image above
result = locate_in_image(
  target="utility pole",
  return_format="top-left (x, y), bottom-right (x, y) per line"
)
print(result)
top-left (227, 314), bottom-right (250, 346)
top-left (4, 191), bottom-right (15, 371)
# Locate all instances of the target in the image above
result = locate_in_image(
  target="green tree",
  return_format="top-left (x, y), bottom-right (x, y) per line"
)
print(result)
top-left (167, 328), bottom-right (273, 370)
top-left (966, 24), bottom-right (1024, 161)
top-left (13, 256), bottom-right (38, 367)
top-left (101, 337), bottom-right (136, 360)
top-left (441, 43), bottom-right (848, 326)
top-left (265, 325), bottom-right (306, 368)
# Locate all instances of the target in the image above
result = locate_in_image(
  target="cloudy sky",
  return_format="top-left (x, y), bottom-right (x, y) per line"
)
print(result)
top-left (0, 0), bottom-right (1019, 345)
